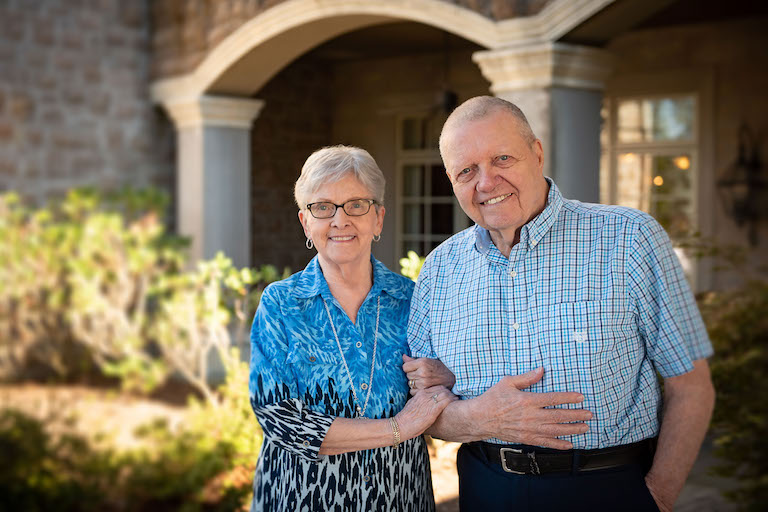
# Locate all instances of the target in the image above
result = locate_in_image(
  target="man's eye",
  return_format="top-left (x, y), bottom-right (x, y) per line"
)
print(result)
top-left (499, 155), bottom-right (509, 161)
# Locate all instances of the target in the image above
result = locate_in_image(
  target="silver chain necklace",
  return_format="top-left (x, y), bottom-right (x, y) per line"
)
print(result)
top-left (321, 296), bottom-right (380, 418)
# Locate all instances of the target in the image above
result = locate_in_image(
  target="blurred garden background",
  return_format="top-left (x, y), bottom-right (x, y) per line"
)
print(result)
top-left (2, 0), bottom-right (767, 511)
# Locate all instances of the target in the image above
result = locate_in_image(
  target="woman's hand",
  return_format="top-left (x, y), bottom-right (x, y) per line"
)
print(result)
top-left (394, 386), bottom-right (457, 440)
top-left (402, 355), bottom-right (456, 396)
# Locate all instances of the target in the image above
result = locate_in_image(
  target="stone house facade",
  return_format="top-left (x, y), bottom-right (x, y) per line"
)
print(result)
top-left (2, 0), bottom-right (766, 290)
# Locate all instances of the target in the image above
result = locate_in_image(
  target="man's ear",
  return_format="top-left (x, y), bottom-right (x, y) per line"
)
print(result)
top-left (533, 139), bottom-right (544, 171)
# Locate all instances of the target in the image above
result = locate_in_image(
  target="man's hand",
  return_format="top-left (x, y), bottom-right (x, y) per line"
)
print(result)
top-left (645, 473), bottom-right (673, 512)
top-left (427, 367), bottom-right (592, 448)
top-left (402, 354), bottom-right (456, 395)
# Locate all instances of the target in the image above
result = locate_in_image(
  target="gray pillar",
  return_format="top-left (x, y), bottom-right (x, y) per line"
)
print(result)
top-left (473, 43), bottom-right (612, 202)
top-left (162, 95), bottom-right (264, 268)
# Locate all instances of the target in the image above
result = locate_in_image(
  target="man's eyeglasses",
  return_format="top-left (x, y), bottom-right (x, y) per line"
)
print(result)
top-left (306, 199), bottom-right (377, 219)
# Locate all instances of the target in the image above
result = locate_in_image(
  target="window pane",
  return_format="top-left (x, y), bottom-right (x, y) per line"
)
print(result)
top-left (431, 203), bottom-right (454, 235)
top-left (402, 118), bottom-right (425, 150)
top-left (430, 164), bottom-right (452, 196)
top-left (403, 165), bottom-right (423, 196)
top-left (402, 240), bottom-right (424, 258)
top-left (402, 204), bottom-right (424, 235)
top-left (616, 152), bottom-right (694, 240)
top-left (617, 96), bottom-right (694, 143)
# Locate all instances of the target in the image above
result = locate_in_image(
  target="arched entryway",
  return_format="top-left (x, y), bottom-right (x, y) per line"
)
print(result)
top-left (152, 0), bottom-right (613, 268)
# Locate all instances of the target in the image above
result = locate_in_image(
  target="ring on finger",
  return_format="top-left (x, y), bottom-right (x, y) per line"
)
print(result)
top-left (431, 394), bottom-right (439, 403)
top-left (409, 379), bottom-right (415, 389)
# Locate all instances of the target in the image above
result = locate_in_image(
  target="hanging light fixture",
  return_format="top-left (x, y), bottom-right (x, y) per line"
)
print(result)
top-left (716, 124), bottom-right (766, 246)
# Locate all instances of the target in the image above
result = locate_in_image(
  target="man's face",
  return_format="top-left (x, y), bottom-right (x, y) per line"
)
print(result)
top-left (441, 110), bottom-right (548, 242)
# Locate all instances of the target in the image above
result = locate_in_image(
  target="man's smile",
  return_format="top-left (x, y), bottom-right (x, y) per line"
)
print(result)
top-left (480, 193), bottom-right (512, 206)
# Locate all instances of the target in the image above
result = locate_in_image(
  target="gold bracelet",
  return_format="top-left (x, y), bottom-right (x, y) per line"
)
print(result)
top-left (389, 417), bottom-right (401, 448)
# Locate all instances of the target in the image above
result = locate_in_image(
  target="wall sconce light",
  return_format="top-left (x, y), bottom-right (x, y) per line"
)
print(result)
top-left (717, 124), bottom-right (766, 246)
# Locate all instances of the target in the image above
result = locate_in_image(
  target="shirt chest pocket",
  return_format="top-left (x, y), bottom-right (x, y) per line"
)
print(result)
top-left (530, 300), bottom-right (636, 393)
top-left (285, 341), bottom-right (342, 396)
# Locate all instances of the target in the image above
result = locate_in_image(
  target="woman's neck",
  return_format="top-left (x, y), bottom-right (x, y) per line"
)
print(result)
top-left (318, 254), bottom-right (374, 323)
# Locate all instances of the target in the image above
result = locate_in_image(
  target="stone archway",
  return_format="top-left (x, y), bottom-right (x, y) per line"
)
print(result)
top-left (150, 0), bottom-right (615, 266)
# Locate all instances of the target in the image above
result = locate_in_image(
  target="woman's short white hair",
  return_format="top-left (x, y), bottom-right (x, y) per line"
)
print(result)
top-left (294, 145), bottom-right (386, 208)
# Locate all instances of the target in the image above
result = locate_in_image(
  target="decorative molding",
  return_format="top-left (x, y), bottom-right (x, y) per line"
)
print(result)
top-left (150, 0), bottom-right (617, 104)
top-left (472, 42), bottom-right (614, 93)
top-left (162, 95), bottom-right (265, 130)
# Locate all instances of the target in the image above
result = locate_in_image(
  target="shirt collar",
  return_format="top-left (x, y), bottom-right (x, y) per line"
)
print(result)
top-left (472, 177), bottom-right (564, 254)
top-left (291, 254), bottom-right (409, 301)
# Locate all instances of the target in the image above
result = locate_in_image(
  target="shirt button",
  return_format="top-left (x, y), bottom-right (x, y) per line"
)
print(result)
top-left (574, 331), bottom-right (586, 342)
top-left (531, 240), bottom-right (538, 248)
top-left (302, 440), bottom-right (310, 447)
top-left (363, 475), bottom-right (371, 483)
top-left (508, 270), bottom-right (517, 278)
top-left (512, 322), bottom-right (520, 330)
top-left (361, 383), bottom-right (368, 390)
top-left (355, 341), bottom-right (362, 348)
top-left (308, 356), bottom-right (316, 362)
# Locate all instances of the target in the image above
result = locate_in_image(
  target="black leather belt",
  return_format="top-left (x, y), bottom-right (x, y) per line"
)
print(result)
top-left (473, 438), bottom-right (657, 475)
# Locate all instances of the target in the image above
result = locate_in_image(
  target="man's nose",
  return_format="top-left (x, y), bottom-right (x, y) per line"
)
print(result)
top-left (476, 165), bottom-right (500, 192)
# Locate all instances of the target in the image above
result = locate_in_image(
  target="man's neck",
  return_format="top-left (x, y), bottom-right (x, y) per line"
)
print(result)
top-left (488, 228), bottom-right (521, 258)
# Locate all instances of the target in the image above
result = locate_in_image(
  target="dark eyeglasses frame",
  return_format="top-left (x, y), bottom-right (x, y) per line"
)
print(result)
top-left (305, 198), bottom-right (378, 219)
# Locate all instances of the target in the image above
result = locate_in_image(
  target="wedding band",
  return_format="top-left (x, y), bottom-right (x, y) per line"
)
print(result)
top-left (409, 379), bottom-right (415, 389)
top-left (431, 394), bottom-right (439, 403)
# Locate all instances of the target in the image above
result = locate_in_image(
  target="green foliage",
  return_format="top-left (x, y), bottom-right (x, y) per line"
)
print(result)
top-left (701, 281), bottom-right (768, 510)
top-left (0, 188), bottom-right (288, 399)
top-left (0, 406), bottom-right (255, 512)
top-left (399, 251), bottom-right (425, 281)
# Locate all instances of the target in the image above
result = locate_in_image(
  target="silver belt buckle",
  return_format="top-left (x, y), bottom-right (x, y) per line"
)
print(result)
top-left (499, 447), bottom-right (526, 474)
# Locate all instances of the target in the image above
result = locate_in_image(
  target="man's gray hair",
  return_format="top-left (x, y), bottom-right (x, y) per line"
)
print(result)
top-left (294, 145), bottom-right (386, 208)
top-left (438, 96), bottom-right (537, 159)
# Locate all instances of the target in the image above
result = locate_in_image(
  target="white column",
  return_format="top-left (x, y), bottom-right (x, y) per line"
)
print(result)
top-left (162, 95), bottom-right (264, 268)
top-left (473, 43), bottom-right (612, 202)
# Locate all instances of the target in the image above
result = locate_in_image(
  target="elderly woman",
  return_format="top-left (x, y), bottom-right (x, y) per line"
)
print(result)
top-left (249, 145), bottom-right (456, 511)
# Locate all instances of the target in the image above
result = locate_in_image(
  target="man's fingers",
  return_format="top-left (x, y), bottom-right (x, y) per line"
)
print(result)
top-left (402, 354), bottom-right (415, 363)
top-left (504, 367), bottom-right (544, 390)
top-left (537, 422), bottom-right (590, 437)
top-left (531, 391), bottom-right (585, 408)
top-left (534, 407), bottom-right (592, 423)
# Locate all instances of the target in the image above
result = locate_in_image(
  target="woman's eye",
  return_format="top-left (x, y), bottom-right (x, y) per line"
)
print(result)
top-left (318, 204), bottom-right (329, 210)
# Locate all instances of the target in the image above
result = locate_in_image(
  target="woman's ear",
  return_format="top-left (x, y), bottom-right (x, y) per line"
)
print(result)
top-left (298, 210), bottom-right (310, 238)
top-left (375, 205), bottom-right (386, 235)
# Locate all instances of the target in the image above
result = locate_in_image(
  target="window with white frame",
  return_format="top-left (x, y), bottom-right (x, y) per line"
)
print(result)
top-left (601, 94), bottom-right (698, 251)
top-left (396, 114), bottom-right (471, 260)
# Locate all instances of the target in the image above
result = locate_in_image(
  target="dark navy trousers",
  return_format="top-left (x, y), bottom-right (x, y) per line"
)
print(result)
top-left (457, 442), bottom-right (661, 512)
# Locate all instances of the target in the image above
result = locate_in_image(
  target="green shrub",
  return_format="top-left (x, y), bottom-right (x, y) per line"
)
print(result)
top-left (399, 251), bottom-right (425, 281)
top-left (700, 281), bottom-right (768, 510)
top-left (0, 406), bottom-right (256, 512)
top-left (0, 188), bottom-right (287, 401)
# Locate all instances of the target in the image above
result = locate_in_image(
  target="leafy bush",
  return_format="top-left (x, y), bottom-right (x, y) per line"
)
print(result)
top-left (0, 187), bottom-right (282, 509)
top-left (0, 188), bottom-right (287, 401)
top-left (399, 251), bottom-right (425, 281)
top-left (700, 281), bottom-right (768, 510)
top-left (0, 405), bottom-right (256, 512)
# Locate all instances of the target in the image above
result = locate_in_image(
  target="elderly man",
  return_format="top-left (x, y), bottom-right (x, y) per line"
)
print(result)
top-left (406, 96), bottom-right (715, 511)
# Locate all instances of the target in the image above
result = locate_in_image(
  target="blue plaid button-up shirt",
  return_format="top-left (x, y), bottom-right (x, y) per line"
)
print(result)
top-left (408, 179), bottom-right (713, 449)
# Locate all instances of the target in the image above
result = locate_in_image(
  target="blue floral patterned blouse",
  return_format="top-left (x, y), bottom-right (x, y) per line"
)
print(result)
top-left (248, 255), bottom-right (435, 512)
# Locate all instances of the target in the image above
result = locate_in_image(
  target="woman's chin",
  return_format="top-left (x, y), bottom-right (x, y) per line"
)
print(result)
top-left (319, 243), bottom-right (369, 266)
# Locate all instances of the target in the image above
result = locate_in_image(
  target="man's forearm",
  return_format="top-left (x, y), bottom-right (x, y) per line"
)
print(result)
top-left (646, 359), bottom-right (715, 511)
top-left (425, 398), bottom-right (487, 443)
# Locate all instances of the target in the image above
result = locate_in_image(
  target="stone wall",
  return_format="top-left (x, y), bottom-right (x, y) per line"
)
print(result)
top-left (150, 0), bottom-right (550, 79)
top-left (606, 17), bottom-right (768, 286)
top-left (250, 59), bottom-right (334, 272)
top-left (0, 0), bottom-right (173, 205)
top-left (249, 47), bottom-right (489, 270)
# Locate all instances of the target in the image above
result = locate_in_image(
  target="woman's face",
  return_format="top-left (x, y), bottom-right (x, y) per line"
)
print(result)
top-left (299, 173), bottom-right (385, 268)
